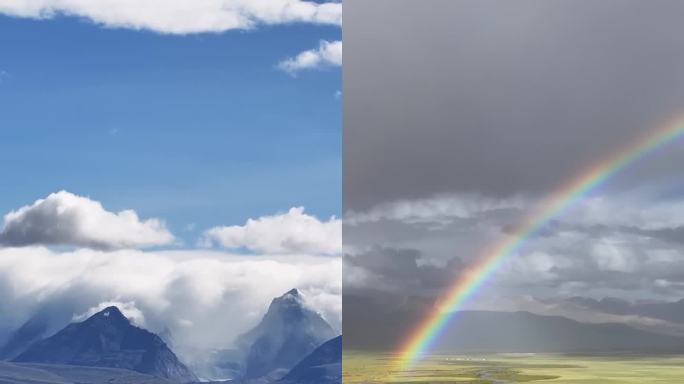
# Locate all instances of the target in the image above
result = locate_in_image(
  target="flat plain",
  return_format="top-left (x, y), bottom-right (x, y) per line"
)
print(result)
top-left (343, 351), bottom-right (684, 383)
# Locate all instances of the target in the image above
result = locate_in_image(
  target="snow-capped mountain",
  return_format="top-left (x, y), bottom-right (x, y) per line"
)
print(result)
top-left (13, 306), bottom-right (197, 383)
top-left (237, 289), bottom-right (339, 380)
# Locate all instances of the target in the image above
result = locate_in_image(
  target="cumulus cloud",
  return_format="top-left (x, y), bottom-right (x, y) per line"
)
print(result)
top-left (202, 207), bottom-right (341, 255)
top-left (0, 0), bottom-right (341, 34)
top-left (0, 191), bottom-right (174, 249)
top-left (278, 40), bottom-right (342, 74)
top-left (0, 246), bottom-right (341, 354)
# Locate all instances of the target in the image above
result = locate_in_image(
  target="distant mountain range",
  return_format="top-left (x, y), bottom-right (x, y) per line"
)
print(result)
top-left (237, 288), bottom-right (339, 381)
top-left (345, 294), bottom-right (684, 353)
top-left (0, 290), bottom-right (342, 384)
top-left (12, 306), bottom-right (197, 383)
top-left (430, 310), bottom-right (684, 353)
top-left (568, 296), bottom-right (684, 324)
top-left (0, 311), bottom-right (53, 361)
top-left (0, 304), bottom-right (76, 361)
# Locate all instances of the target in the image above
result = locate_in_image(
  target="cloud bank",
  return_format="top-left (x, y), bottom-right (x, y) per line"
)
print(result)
top-left (0, 192), bottom-right (342, 372)
top-left (278, 40), bottom-right (342, 74)
top-left (0, 247), bottom-right (341, 353)
top-left (202, 207), bottom-right (341, 255)
top-left (345, 193), bottom-right (525, 226)
top-left (345, 191), bottom-right (684, 298)
top-left (0, 191), bottom-right (174, 249)
top-left (0, 0), bottom-right (342, 34)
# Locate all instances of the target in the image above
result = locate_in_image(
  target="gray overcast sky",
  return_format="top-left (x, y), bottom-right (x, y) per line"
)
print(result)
top-left (344, 0), bottom-right (684, 347)
top-left (344, 0), bottom-right (684, 210)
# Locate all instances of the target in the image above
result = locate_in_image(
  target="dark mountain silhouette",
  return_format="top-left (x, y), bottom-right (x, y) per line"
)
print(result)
top-left (344, 294), bottom-right (684, 352)
top-left (279, 335), bottom-right (341, 384)
top-left (0, 312), bottom-right (52, 361)
top-left (431, 311), bottom-right (684, 353)
top-left (12, 306), bottom-right (196, 383)
top-left (0, 305), bottom-right (77, 360)
top-left (237, 289), bottom-right (338, 380)
top-left (569, 296), bottom-right (684, 324)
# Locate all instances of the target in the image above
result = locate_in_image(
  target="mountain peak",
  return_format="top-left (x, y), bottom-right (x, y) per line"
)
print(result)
top-left (14, 305), bottom-right (196, 382)
top-left (97, 306), bottom-right (126, 318)
top-left (238, 289), bottom-right (338, 380)
top-left (269, 289), bottom-right (308, 317)
top-left (278, 288), bottom-right (302, 301)
top-left (84, 306), bottom-right (130, 326)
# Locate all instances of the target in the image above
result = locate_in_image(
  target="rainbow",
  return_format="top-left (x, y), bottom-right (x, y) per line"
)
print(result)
top-left (396, 115), bottom-right (684, 370)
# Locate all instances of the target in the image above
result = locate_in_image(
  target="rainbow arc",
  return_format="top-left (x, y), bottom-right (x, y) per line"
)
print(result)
top-left (396, 115), bottom-right (684, 371)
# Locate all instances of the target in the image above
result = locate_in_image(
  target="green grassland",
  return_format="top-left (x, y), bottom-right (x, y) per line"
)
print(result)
top-left (343, 351), bottom-right (684, 383)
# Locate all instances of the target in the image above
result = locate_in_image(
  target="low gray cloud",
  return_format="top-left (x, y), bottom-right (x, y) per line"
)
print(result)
top-left (344, 191), bottom-right (684, 337)
top-left (345, 246), bottom-right (462, 294)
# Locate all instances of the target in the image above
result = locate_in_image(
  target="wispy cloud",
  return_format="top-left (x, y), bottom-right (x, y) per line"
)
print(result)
top-left (0, 70), bottom-right (10, 83)
top-left (278, 40), bottom-right (342, 75)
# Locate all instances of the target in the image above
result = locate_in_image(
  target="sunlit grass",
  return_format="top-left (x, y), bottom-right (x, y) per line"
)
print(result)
top-left (343, 350), bottom-right (684, 383)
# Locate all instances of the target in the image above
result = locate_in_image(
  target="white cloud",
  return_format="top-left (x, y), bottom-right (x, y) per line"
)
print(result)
top-left (0, 246), bottom-right (341, 353)
top-left (278, 40), bottom-right (342, 74)
top-left (345, 193), bottom-right (526, 226)
top-left (346, 191), bottom-right (684, 232)
top-left (0, 191), bottom-right (174, 249)
top-left (202, 207), bottom-right (341, 255)
top-left (0, 0), bottom-right (341, 34)
top-left (346, 190), bottom-right (684, 301)
top-left (567, 195), bottom-right (684, 231)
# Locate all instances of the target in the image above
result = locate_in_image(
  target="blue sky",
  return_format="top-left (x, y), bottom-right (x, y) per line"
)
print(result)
top-left (0, 11), bottom-right (341, 244)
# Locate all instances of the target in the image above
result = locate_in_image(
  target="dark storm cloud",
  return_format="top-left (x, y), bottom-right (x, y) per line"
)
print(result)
top-left (344, 0), bottom-right (684, 210)
top-left (345, 246), bottom-right (463, 293)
